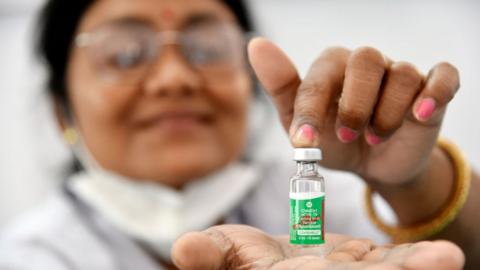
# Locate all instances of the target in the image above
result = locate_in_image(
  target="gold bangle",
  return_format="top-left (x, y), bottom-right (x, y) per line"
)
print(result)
top-left (365, 137), bottom-right (472, 243)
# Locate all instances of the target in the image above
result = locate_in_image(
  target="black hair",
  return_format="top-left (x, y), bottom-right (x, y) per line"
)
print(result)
top-left (36, 0), bottom-right (254, 107)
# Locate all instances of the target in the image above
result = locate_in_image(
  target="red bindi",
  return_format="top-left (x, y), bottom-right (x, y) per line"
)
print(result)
top-left (160, 8), bottom-right (176, 21)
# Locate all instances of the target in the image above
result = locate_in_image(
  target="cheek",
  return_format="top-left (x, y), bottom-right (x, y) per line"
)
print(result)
top-left (212, 73), bottom-right (252, 151)
top-left (71, 85), bottom-right (134, 121)
top-left (68, 56), bottom-right (137, 126)
top-left (68, 50), bottom-right (138, 118)
top-left (67, 53), bottom-right (139, 165)
top-left (214, 73), bottom-right (252, 115)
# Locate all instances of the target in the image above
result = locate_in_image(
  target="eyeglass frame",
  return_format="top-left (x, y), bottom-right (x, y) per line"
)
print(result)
top-left (72, 21), bottom-right (255, 86)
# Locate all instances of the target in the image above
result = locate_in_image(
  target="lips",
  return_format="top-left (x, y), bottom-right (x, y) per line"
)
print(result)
top-left (132, 109), bottom-right (215, 133)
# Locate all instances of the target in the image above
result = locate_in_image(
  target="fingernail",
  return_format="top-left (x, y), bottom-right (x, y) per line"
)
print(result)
top-left (415, 98), bottom-right (436, 121)
top-left (293, 124), bottom-right (316, 147)
top-left (337, 126), bottom-right (358, 143)
top-left (366, 133), bottom-right (382, 146)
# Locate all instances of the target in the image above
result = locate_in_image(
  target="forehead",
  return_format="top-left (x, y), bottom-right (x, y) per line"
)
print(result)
top-left (77, 0), bottom-right (236, 32)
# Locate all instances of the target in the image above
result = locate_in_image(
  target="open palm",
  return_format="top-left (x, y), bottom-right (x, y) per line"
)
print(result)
top-left (172, 225), bottom-right (464, 270)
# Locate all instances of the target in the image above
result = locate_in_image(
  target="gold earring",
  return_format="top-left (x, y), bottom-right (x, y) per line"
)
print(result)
top-left (63, 127), bottom-right (78, 145)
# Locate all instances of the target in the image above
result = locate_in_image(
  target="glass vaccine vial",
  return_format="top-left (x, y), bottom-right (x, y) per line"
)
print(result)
top-left (289, 148), bottom-right (325, 245)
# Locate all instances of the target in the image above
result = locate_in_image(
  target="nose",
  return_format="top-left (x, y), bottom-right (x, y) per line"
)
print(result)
top-left (142, 48), bottom-right (203, 97)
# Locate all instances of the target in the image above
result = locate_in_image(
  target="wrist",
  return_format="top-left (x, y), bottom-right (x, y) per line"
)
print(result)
top-left (365, 138), bottom-right (473, 243)
top-left (368, 145), bottom-right (455, 226)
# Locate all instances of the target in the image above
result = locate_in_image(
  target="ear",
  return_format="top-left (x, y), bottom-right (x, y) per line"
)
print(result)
top-left (53, 97), bottom-right (70, 131)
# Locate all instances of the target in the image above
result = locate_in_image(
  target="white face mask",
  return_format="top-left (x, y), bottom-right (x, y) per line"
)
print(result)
top-left (69, 139), bottom-right (259, 260)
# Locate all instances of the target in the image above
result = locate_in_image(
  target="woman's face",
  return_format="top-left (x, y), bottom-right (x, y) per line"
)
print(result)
top-left (66, 0), bottom-right (252, 187)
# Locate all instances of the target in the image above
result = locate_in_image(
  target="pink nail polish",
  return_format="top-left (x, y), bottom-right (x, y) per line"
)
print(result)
top-left (337, 127), bottom-right (358, 143)
top-left (300, 124), bottom-right (315, 141)
top-left (293, 124), bottom-right (316, 146)
top-left (366, 133), bottom-right (382, 146)
top-left (416, 98), bottom-right (436, 121)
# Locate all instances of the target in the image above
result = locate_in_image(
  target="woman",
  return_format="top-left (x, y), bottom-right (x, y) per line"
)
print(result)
top-left (0, 0), bottom-right (478, 269)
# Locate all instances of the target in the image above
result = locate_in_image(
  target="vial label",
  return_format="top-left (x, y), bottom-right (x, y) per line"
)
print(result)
top-left (289, 192), bottom-right (325, 245)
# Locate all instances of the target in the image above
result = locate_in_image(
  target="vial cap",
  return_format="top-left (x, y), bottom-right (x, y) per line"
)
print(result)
top-left (293, 148), bottom-right (322, 161)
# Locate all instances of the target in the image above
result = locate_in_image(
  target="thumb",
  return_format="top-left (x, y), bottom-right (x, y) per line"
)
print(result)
top-left (172, 229), bottom-right (233, 270)
top-left (248, 37), bottom-right (301, 130)
top-left (172, 225), bottom-right (282, 270)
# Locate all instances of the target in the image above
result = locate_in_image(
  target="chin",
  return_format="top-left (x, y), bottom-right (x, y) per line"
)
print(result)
top-left (126, 144), bottom-right (239, 188)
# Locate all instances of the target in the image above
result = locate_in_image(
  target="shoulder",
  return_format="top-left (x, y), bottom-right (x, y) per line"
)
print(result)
top-left (0, 190), bottom-right (114, 269)
top-left (1, 191), bottom-right (79, 241)
top-left (0, 243), bottom-right (73, 270)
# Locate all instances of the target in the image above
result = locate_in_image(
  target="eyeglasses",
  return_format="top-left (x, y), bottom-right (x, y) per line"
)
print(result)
top-left (75, 21), bottom-right (248, 86)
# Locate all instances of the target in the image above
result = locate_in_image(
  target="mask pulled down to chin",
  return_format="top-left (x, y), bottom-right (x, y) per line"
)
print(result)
top-left (69, 141), bottom-right (259, 260)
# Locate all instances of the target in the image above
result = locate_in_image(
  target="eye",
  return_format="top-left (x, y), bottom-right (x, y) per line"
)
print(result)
top-left (181, 23), bottom-right (245, 68)
top-left (182, 37), bottom-right (233, 66)
top-left (107, 42), bottom-right (149, 70)
top-left (184, 44), bottom-right (229, 65)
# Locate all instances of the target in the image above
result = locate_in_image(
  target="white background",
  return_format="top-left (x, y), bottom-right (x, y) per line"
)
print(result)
top-left (1, 0), bottom-right (479, 227)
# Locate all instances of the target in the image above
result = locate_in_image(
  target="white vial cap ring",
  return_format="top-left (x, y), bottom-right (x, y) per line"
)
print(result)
top-left (293, 148), bottom-right (322, 161)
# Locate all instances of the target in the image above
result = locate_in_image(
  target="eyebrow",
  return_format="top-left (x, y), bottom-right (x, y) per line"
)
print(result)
top-left (181, 12), bottom-right (224, 29)
top-left (94, 16), bottom-right (154, 30)
top-left (93, 11), bottom-right (227, 33)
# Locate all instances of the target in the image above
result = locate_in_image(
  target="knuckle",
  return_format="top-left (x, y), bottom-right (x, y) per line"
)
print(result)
top-left (350, 46), bottom-right (387, 70)
top-left (390, 61), bottom-right (423, 88)
top-left (299, 80), bottom-right (331, 98)
top-left (320, 46), bottom-right (351, 60)
top-left (436, 61), bottom-right (461, 91)
top-left (312, 47), bottom-right (351, 73)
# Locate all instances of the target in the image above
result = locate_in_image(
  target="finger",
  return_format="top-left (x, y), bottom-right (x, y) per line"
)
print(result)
top-left (172, 225), bottom-right (285, 270)
top-left (366, 62), bottom-right (423, 145)
top-left (290, 47), bottom-right (350, 147)
top-left (402, 241), bottom-right (464, 270)
top-left (248, 37), bottom-right (301, 129)
top-left (379, 241), bottom-right (464, 270)
top-left (172, 230), bottom-right (228, 270)
top-left (413, 62), bottom-right (460, 124)
top-left (337, 47), bottom-right (387, 143)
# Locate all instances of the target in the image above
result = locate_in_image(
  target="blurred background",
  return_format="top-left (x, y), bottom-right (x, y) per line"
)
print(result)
top-left (1, 0), bottom-right (479, 228)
